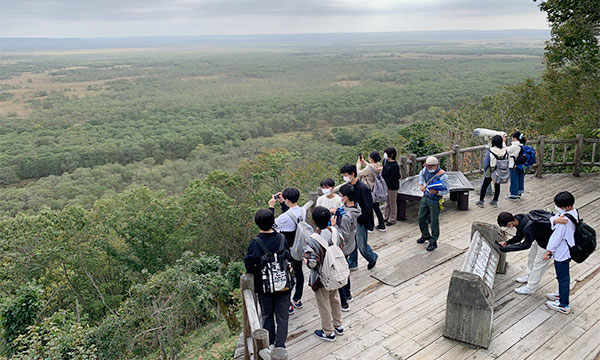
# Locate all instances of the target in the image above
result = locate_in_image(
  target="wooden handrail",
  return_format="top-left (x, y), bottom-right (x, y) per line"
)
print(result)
top-left (399, 135), bottom-right (598, 178)
top-left (240, 274), bottom-right (288, 360)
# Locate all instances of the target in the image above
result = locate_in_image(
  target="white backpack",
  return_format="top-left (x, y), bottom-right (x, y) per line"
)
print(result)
top-left (286, 207), bottom-right (312, 261)
top-left (310, 228), bottom-right (349, 291)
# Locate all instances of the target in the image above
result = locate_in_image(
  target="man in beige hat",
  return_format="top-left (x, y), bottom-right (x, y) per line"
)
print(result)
top-left (417, 156), bottom-right (449, 251)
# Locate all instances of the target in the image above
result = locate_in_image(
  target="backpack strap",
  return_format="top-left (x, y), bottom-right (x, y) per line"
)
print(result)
top-left (331, 227), bottom-right (343, 250)
top-left (254, 237), bottom-right (270, 255)
top-left (285, 211), bottom-right (299, 224)
top-left (310, 232), bottom-right (330, 250)
top-left (563, 213), bottom-right (579, 225)
top-left (277, 234), bottom-right (286, 252)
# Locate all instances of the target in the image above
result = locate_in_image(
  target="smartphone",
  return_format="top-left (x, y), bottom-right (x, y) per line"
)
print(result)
top-left (273, 193), bottom-right (280, 200)
top-left (358, 152), bottom-right (363, 160)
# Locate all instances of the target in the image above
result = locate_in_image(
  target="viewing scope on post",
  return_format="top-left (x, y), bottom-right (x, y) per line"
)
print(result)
top-left (472, 128), bottom-right (507, 143)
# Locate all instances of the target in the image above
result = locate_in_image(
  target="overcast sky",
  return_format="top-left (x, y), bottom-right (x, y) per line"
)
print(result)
top-left (1, 0), bottom-right (549, 38)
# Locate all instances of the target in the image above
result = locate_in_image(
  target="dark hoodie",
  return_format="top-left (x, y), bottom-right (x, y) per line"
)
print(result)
top-left (501, 214), bottom-right (553, 252)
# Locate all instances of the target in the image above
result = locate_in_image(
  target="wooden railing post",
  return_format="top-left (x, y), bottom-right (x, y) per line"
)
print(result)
top-left (452, 145), bottom-right (461, 172)
top-left (536, 135), bottom-right (545, 178)
top-left (409, 153), bottom-right (417, 176)
top-left (240, 274), bottom-right (254, 360)
top-left (252, 329), bottom-right (269, 359)
top-left (573, 134), bottom-right (584, 177)
top-left (399, 156), bottom-right (408, 179)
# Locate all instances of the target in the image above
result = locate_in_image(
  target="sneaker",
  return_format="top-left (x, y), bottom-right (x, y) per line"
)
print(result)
top-left (367, 261), bottom-right (377, 270)
top-left (514, 285), bottom-right (535, 295)
top-left (490, 200), bottom-right (498, 208)
top-left (349, 266), bottom-right (358, 272)
top-left (367, 229), bottom-right (374, 234)
top-left (475, 200), bottom-right (484, 208)
top-left (289, 305), bottom-right (295, 315)
top-left (293, 300), bottom-right (303, 309)
top-left (505, 195), bottom-right (520, 201)
top-left (347, 296), bottom-right (353, 302)
top-left (426, 242), bottom-right (438, 251)
top-left (385, 221), bottom-right (395, 226)
top-left (341, 303), bottom-right (350, 312)
top-left (515, 276), bottom-right (529, 283)
top-left (314, 329), bottom-right (336, 341)
top-left (546, 300), bottom-right (570, 314)
top-left (334, 326), bottom-right (344, 335)
top-left (417, 236), bottom-right (429, 244)
top-left (546, 292), bottom-right (560, 301)
top-left (376, 225), bottom-right (386, 232)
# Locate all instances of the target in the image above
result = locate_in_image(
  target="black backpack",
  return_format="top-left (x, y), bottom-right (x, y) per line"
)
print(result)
top-left (255, 235), bottom-right (293, 293)
top-left (564, 213), bottom-right (597, 263)
top-left (527, 209), bottom-right (554, 224)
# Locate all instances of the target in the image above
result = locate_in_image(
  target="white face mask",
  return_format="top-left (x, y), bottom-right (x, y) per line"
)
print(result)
top-left (427, 168), bottom-right (437, 173)
top-left (322, 188), bottom-right (332, 196)
top-left (555, 205), bottom-right (563, 213)
top-left (383, 153), bottom-right (388, 160)
top-left (343, 176), bottom-right (351, 183)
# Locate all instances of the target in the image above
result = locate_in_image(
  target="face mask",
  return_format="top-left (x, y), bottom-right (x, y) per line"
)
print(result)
top-left (427, 168), bottom-right (437, 173)
top-left (322, 188), bottom-right (331, 196)
top-left (383, 153), bottom-right (388, 160)
top-left (343, 176), bottom-right (351, 183)
top-left (555, 205), bottom-right (563, 213)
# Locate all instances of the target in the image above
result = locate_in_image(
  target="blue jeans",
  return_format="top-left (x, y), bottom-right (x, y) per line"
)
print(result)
top-left (347, 223), bottom-right (378, 268)
top-left (509, 168), bottom-right (525, 197)
top-left (554, 259), bottom-right (570, 307)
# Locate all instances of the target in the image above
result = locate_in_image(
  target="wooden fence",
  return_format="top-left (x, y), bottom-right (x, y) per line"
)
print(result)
top-left (240, 273), bottom-right (288, 360)
top-left (397, 134), bottom-right (599, 178)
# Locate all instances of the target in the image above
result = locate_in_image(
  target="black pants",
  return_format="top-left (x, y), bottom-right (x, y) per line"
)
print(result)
top-left (480, 177), bottom-right (500, 201)
top-left (374, 202), bottom-right (385, 228)
top-left (291, 258), bottom-right (304, 302)
top-left (338, 276), bottom-right (352, 307)
top-left (259, 291), bottom-right (291, 348)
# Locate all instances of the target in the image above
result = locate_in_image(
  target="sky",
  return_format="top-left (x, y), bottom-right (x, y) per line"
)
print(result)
top-left (1, 0), bottom-right (550, 38)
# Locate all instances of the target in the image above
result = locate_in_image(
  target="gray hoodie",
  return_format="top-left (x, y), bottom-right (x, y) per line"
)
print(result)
top-left (337, 203), bottom-right (361, 255)
top-left (304, 228), bottom-right (342, 288)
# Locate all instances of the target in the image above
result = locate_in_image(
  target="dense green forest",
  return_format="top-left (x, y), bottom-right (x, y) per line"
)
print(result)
top-left (1, 1), bottom-right (598, 357)
top-left (0, 41), bottom-right (545, 216)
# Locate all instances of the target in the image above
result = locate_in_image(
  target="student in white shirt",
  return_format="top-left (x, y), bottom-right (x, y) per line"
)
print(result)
top-left (268, 187), bottom-right (306, 314)
top-left (543, 191), bottom-right (577, 314)
top-left (316, 178), bottom-right (343, 212)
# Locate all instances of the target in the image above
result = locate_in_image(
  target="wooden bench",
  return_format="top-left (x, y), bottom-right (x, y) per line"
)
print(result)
top-left (396, 171), bottom-right (474, 220)
top-left (443, 222), bottom-right (506, 348)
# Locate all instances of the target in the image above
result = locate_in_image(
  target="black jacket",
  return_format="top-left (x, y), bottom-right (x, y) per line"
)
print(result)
top-left (353, 179), bottom-right (374, 231)
top-left (382, 160), bottom-right (400, 190)
top-left (500, 214), bottom-right (553, 252)
top-left (244, 232), bottom-right (292, 294)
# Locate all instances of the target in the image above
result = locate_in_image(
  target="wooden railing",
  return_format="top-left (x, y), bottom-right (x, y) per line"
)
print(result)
top-left (397, 134), bottom-right (599, 178)
top-left (240, 274), bottom-right (288, 360)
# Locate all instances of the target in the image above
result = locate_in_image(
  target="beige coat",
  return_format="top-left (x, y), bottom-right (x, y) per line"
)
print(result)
top-left (507, 141), bottom-right (522, 169)
top-left (357, 161), bottom-right (382, 190)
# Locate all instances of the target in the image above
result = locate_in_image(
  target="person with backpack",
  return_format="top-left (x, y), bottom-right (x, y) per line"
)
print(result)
top-left (268, 187), bottom-right (305, 315)
top-left (506, 131), bottom-right (527, 201)
top-left (543, 191), bottom-right (579, 314)
top-left (497, 210), bottom-right (554, 295)
top-left (382, 147), bottom-right (400, 226)
top-left (336, 183), bottom-right (361, 312)
top-left (304, 206), bottom-right (347, 341)
top-left (316, 178), bottom-right (343, 211)
top-left (340, 163), bottom-right (378, 270)
top-left (357, 151), bottom-right (387, 232)
top-left (244, 209), bottom-right (293, 348)
top-left (476, 135), bottom-right (508, 208)
top-left (417, 156), bottom-right (449, 251)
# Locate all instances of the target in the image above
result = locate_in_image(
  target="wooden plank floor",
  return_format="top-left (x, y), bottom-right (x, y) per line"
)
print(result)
top-left (285, 173), bottom-right (600, 360)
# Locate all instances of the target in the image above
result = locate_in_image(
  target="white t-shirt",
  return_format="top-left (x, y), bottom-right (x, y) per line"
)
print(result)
top-left (316, 194), bottom-right (343, 211)
top-left (547, 208), bottom-right (578, 262)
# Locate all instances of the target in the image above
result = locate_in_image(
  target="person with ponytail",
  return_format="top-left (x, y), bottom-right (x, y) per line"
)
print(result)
top-left (506, 131), bottom-right (527, 200)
